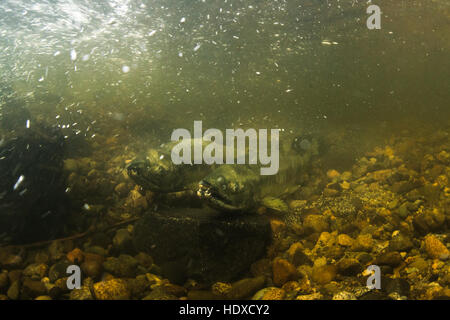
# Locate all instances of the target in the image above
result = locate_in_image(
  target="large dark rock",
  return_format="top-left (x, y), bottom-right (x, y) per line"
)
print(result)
top-left (133, 208), bottom-right (271, 285)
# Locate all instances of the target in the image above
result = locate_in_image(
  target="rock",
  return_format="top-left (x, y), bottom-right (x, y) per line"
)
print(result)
top-left (103, 255), bottom-right (139, 278)
top-left (359, 290), bottom-right (391, 300)
top-left (337, 234), bottom-right (354, 247)
top-left (388, 233), bottom-right (414, 252)
top-left (48, 241), bottom-right (65, 261)
top-left (337, 258), bottom-right (362, 276)
top-left (303, 214), bottom-right (330, 234)
top-left (226, 276), bottom-right (266, 299)
top-left (270, 219), bottom-right (286, 234)
top-left (332, 291), bottom-right (357, 300)
top-left (133, 207), bottom-right (271, 285)
top-left (296, 292), bottom-right (323, 300)
top-left (272, 258), bottom-right (298, 286)
top-left (311, 265), bottom-right (337, 285)
top-left (424, 234), bottom-right (449, 260)
top-left (162, 283), bottom-right (187, 297)
top-left (7, 270), bottom-right (22, 283)
top-left (252, 287), bottom-right (286, 300)
top-left (327, 170), bottom-right (340, 181)
top-left (23, 263), bottom-right (48, 280)
top-left (48, 262), bottom-right (71, 282)
top-left (323, 188), bottom-right (339, 197)
top-left (93, 279), bottom-right (130, 300)
top-left (356, 253), bottom-right (373, 265)
top-left (287, 243), bottom-right (312, 267)
top-left (375, 252), bottom-right (403, 267)
top-left (123, 277), bottom-right (149, 299)
top-left (35, 295), bottom-right (52, 300)
top-left (413, 209), bottom-right (446, 235)
top-left (383, 278), bottom-right (410, 297)
top-left (0, 252), bottom-right (23, 269)
top-left (142, 287), bottom-right (177, 300)
top-left (211, 282), bottom-right (232, 297)
top-left (351, 234), bottom-right (374, 252)
top-left (81, 258), bottom-right (103, 279)
top-left (7, 281), bottom-right (20, 300)
top-left (22, 278), bottom-right (47, 298)
top-left (396, 203), bottom-right (410, 219)
top-left (67, 248), bottom-right (84, 264)
top-left (134, 252), bottom-right (153, 269)
top-left (391, 180), bottom-right (420, 194)
top-left (0, 272), bottom-right (9, 292)
top-left (408, 257), bottom-right (429, 274)
top-left (84, 246), bottom-right (108, 256)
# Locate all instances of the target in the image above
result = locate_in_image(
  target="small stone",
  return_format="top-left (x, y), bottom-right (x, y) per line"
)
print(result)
top-left (8, 270), bottom-right (22, 283)
top-left (103, 255), bottom-right (139, 278)
top-left (323, 188), bottom-right (339, 197)
top-left (93, 279), bottom-right (130, 300)
top-left (211, 282), bottom-right (232, 297)
top-left (270, 219), bottom-right (286, 234)
top-left (327, 169), bottom-right (340, 180)
top-left (287, 243), bottom-right (312, 267)
top-left (124, 276), bottom-right (151, 299)
top-left (389, 233), bottom-right (414, 252)
top-left (303, 215), bottom-right (330, 234)
top-left (424, 234), bottom-right (449, 260)
top-left (35, 296), bottom-right (52, 300)
top-left (296, 292), bottom-right (323, 300)
top-left (396, 203), bottom-right (410, 218)
top-left (81, 258), bottom-right (103, 279)
top-left (84, 246), bottom-right (108, 256)
top-left (162, 283), bottom-right (186, 297)
top-left (337, 258), bottom-right (362, 276)
top-left (67, 248), bottom-right (84, 264)
top-left (272, 258), bottom-right (298, 286)
top-left (337, 234), bottom-right (354, 247)
top-left (69, 286), bottom-right (93, 300)
top-left (384, 278), bottom-right (410, 297)
top-left (23, 263), bottom-right (48, 280)
top-left (22, 278), bottom-right (47, 298)
top-left (226, 276), bottom-right (266, 299)
top-left (48, 262), bottom-right (71, 282)
top-left (332, 291), bottom-right (357, 300)
top-left (7, 281), bottom-right (20, 300)
top-left (261, 287), bottom-right (286, 300)
top-left (0, 272), bottom-right (9, 291)
top-left (351, 234), bottom-right (374, 252)
top-left (134, 252), bottom-right (154, 268)
top-left (311, 265), bottom-right (337, 285)
top-left (142, 287), bottom-right (177, 300)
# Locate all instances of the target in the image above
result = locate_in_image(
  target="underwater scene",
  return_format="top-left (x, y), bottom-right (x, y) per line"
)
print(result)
top-left (0, 0), bottom-right (449, 301)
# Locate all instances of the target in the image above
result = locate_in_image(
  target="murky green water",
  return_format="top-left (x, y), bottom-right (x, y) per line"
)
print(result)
top-left (0, 0), bottom-right (449, 300)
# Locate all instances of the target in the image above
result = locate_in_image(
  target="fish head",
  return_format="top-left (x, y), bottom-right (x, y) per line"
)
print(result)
top-left (197, 165), bottom-right (257, 213)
